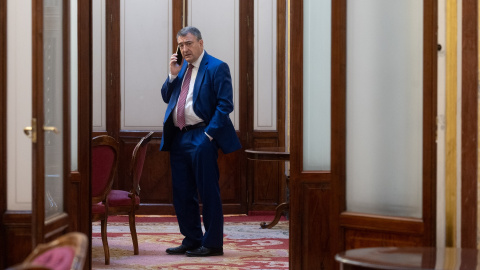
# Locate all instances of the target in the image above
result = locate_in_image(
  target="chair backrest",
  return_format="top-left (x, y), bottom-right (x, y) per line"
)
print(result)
top-left (92, 135), bottom-right (119, 204)
top-left (129, 132), bottom-right (154, 196)
top-left (7, 232), bottom-right (88, 270)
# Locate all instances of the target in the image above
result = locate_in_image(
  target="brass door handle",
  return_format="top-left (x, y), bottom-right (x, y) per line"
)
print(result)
top-left (24, 118), bottom-right (37, 143)
top-left (24, 119), bottom-right (59, 143)
top-left (43, 126), bottom-right (59, 134)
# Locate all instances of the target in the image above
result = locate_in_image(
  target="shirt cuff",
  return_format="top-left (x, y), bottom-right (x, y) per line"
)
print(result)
top-left (169, 73), bottom-right (177, 82)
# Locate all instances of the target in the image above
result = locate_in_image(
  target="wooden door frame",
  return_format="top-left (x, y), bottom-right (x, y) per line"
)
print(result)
top-left (77, 0), bottom-right (93, 268)
top-left (461, 0), bottom-right (478, 249)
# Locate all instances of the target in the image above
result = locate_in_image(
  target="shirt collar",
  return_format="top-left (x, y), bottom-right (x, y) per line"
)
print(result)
top-left (190, 50), bottom-right (205, 69)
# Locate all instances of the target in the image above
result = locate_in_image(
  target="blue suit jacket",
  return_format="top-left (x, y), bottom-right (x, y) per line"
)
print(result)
top-left (159, 51), bottom-right (242, 154)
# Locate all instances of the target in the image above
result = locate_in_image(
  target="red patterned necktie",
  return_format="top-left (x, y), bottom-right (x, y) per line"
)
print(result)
top-left (176, 64), bottom-right (194, 130)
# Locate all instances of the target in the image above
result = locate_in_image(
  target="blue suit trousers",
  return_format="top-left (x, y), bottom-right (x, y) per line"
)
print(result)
top-left (169, 127), bottom-right (224, 249)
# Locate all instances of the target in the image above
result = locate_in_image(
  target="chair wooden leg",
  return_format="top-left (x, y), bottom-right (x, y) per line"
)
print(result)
top-left (128, 212), bottom-right (139, 255)
top-left (101, 218), bottom-right (110, 265)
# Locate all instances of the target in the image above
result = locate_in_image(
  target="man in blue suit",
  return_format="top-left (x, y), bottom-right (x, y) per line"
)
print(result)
top-left (160, 26), bottom-right (241, 257)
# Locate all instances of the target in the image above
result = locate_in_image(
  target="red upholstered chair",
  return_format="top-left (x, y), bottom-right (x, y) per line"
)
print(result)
top-left (6, 232), bottom-right (88, 270)
top-left (91, 135), bottom-right (119, 265)
top-left (107, 131), bottom-right (154, 255)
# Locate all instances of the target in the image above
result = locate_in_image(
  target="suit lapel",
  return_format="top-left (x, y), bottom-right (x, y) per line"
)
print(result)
top-left (193, 52), bottom-right (209, 104)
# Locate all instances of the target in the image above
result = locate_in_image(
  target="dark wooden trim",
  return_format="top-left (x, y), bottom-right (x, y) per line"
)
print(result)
top-left (340, 212), bottom-right (424, 234)
top-left (0, 0), bottom-right (7, 267)
top-left (240, 0), bottom-right (252, 144)
top-left (77, 0), bottom-right (93, 268)
top-left (62, 0), bottom-right (72, 235)
top-left (422, 0), bottom-right (437, 247)
top-left (461, 0), bottom-right (478, 249)
top-left (44, 213), bottom-right (69, 241)
top-left (276, 0), bottom-right (286, 148)
top-left (172, 0), bottom-right (183, 46)
top-left (238, 0), bottom-right (252, 216)
top-left (289, 0), bottom-right (304, 268)
top-left (331, 0), bottom-right (347, 264)
top-left (105, 0), bottom-right (120, 140)
top-left (31, 0), bottom-right (46, 248)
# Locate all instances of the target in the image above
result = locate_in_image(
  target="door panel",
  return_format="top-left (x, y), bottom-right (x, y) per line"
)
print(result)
top-left (31, 0), bottom-right (70, 246)
top-left (289, 0), bottom-right (437, 269)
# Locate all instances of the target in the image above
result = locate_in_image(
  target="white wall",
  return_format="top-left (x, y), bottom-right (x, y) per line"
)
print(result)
top-left (6, 0), bottom-right (33, 210)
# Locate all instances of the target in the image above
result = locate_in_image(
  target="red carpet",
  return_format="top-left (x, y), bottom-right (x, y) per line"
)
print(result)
top-left (92, 215), bottom-right (288, 269)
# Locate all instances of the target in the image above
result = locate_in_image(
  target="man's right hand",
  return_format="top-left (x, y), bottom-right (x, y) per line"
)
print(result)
top-left (170, 53), bottom-right (182, 76)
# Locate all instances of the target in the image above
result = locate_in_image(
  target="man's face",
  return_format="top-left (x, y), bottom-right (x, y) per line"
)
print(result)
top-left (177, 33), bottom-right (204, 64)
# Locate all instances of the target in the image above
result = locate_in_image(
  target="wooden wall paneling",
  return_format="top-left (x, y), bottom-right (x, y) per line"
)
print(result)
top-left (461, 0), bottom-right (478, 249)
top-left (116, 132), bottom-right (175, 215)
top-left (340, 213), bottom-right (425, 248)
top-left (218, 150), bottom-right (245, 214)
top-left (344, 229), bottom-right (424, 250)
top-left (302, 183), bottom-right (332, 270)
top-left (249, 136), bottom-right (282, 212)
top-left (3, 213), bottom-right (32, 267)
top-left (246, 0), bottom-right (286, 214)
top-left (0, 0), bottom-right (7, 266)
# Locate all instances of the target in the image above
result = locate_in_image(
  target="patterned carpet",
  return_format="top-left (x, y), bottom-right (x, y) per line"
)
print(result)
top-left (92, 215), bottom-right (289, 269)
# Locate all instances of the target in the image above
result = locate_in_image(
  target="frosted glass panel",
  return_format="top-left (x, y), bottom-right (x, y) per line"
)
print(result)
top-left (44, 0), bottom-right (64, 219)
top-left (346, 0), bottom-right (423, 218)
top-left (303, 0), bottom-right (331, 170)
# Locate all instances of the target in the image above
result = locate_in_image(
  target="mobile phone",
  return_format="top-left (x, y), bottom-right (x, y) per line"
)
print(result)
top-left (176, 46), bottom-right (183, 65)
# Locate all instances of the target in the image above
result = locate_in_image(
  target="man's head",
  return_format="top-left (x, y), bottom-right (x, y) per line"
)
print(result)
top-left (177, 26), bottom-right (204, 64)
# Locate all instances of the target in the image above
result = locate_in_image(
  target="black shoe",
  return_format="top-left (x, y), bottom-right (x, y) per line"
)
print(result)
top-left (186, 246), bottom-right (224, 257)
top-left (166, 245), bottom-right (197, 255)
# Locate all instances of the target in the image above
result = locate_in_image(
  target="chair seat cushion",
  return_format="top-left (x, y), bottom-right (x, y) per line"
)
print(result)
top-left (108, 190), bottom-right (140, 207)
top-left (92, 202), bottom-right (105, 214)
top-left (32, 246), bottom-right (75, 270)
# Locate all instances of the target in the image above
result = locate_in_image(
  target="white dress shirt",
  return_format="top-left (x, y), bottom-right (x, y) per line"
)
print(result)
top-left (170, 51), bottom-right (205, 128)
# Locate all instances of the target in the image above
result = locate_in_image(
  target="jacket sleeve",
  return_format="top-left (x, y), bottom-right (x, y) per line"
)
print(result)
top-left (161, 76), bottom-right (178, 103)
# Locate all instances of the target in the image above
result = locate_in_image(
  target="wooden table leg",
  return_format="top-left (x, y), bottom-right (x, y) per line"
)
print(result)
top-left (260, 202), bottom-right (289, 229)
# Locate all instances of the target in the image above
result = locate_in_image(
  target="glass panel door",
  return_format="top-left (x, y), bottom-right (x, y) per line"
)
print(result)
top-left (31, 0), bottom-right (69, 246)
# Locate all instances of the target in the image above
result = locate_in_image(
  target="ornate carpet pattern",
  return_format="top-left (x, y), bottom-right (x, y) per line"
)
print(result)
top-left (92, 215), bottom-right (289, 269)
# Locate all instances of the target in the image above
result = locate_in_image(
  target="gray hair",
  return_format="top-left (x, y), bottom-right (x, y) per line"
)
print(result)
top-left (177, 26), bottom-right (202, 41)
